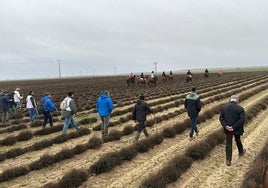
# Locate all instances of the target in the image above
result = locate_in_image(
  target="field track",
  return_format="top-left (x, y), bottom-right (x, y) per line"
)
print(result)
top-left (0, 71), bottom-right (267, 188)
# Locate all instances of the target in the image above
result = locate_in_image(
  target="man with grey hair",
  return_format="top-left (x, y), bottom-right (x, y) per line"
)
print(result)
top-left (219, 95), bottom-right (246, 166)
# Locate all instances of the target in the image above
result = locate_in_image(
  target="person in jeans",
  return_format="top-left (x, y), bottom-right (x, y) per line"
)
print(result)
top-left (184, 87), bottom-right (202, 140)
top-left (14, 88), bottom-right (23, 110)
top-left (96, 91), bottom-right (114, 136)
top-left (0, 90), bottom-right (10, 124)
top-left (26, 91), bottom-right (37, 123)
top-left (132, 94), bottom-right (153, 143)
top-left (219, 95), bottom-right (246, 166)
top-left (61, 92), bottom-right (81, 134)
top-left (42, 92), bottom-right (57, 128)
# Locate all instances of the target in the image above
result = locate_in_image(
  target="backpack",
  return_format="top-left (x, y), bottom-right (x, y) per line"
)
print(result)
top-left (37, 99), bottom-right (45, 114)
top-left (60, 98), bottom-right (71, 110)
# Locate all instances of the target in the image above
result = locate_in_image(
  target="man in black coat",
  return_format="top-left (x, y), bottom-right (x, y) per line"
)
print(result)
top-left (219, 95), bottom-right (246, 166)
top-left (132, 94), bottom-right (153, 143)
top-left (184, 87), bottom-right (202, 140)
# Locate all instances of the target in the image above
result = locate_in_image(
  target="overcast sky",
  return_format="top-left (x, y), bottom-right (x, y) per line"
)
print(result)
top-left (0, 0), bottom-right (268, 80)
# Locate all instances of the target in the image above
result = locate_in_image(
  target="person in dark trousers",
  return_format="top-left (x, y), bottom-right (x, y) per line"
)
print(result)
top-left (219, 95), bottom-right (246, 166)
top-left (61, 92), bottom-right (81, 134)
top-left (96, 91), bottom-right (114, 136)
top-left (184, 87), bottom-right (202, 140)
top-left (0, 90), bottom-right (10, 124)
top-left (42, 93), bottom-right (57, 128)
top-left (132, 94), bottom-right (153, 143)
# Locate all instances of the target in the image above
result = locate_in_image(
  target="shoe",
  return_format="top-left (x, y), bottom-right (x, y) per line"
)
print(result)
top-left (239, 149), bottom-right (246, 157)
top-left (189, 137), bottom-right (195, 141)
top-left (226, 160), bottom-right (231, 166)
top-left (195, 131), bottom-right (199, 137)
top-left (77, 127), bottom-right (82, 130)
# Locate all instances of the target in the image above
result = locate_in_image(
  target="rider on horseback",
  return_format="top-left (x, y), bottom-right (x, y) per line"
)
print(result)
top-left (169, 70), bottom-right (173, 77)
top-left (140, 72), bottom-right (144, 80)
top-left (186, 70), bottom-right (192, 77)
top-left (151, 71), bottom-right (156, 80)
top-left (162, 71), bottom-right (166, 78)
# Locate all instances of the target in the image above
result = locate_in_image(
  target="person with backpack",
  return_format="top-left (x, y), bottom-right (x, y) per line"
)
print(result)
top-left (26, 91), bottom-right (37, 124)
top-left (42, 92), bottom-right (57, 128)
top-left (96, 91), bottom-right (114, 136)
top-left (184, 87), bottom-right (202, 141)
top-left (132, 94), bottom-right (153, 143)
top-left (0, 90), bottom-right (10, 124)
top-left (61, 91), bottom-right (82, 134)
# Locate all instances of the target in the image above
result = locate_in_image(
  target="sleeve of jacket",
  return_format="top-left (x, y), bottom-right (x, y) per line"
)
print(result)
top-left (196, 98), bottom-right (202, 112)
top-left (232, 108), bottom-right (245, 131)
top-left (219, 109), bottom-right (227, 128)
top-left (108, 98), bottom-right (114, 113)
top-left (132, 106), bottom-right (136, 120)
top-left (184, 99), bottom-right (187, 109)
top-left (69, 100), bottom-right (77, 114)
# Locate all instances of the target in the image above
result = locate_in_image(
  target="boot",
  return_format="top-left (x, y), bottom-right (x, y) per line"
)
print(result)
top-left (143, 128), bottom-right (149, 137)
top-left (133, 132), bottom-right (141, 143)
top-left (104, 126), bottom-right (108, 136)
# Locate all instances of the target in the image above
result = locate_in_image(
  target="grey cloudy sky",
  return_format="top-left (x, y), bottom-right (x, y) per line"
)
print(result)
top-left (1, 0), bottom-right (268, 80)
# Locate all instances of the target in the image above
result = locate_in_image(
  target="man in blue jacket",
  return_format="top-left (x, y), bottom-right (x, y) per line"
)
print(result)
top-left (96, 91), bottom-right (114, 136)
top-left (42, 92), bottom-right (57, 128)
top-left (219, 95), bottom-right (246, 166)
top-left (184, 87), bottom-right (202, 140)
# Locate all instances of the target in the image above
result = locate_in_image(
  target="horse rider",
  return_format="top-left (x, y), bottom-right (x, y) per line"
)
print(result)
top-left (186, 70), bottom-right (192, 78)
top-left (162, 71), bottom-right (166, 78)
top-left (169, 70), bottom-right (174, 77)
top-left (140, 72), bottom-right (145, 80)
top-left (205, 69), bottom-right (209, 74)
top-left (151, 71), bottom-right (156, 80)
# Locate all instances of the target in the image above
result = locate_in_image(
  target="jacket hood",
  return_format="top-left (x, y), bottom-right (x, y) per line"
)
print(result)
top-left (137, 99), bottom-right (144, 105)
top-left (100, 93), bottom-right (109, 99)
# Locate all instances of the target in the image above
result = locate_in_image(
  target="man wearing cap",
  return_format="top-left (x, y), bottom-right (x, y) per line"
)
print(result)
top-left (96, 91), bottom-right (114, 136)
top-left (14, 88), bottom-right (23, 110)
top-left (132, 94), bottom-right (153, 143)
top-left (219, 95), bottom-right (246, 166)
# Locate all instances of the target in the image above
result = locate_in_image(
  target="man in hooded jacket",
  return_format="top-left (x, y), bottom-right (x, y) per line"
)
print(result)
top-left (132, 94), bottom-right (153, 143)
top-left (96, 91), bottom-right (114, 136)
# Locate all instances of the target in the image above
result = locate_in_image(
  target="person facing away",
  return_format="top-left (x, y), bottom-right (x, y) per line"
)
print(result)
top-left (129, 72), bottom-right (134, 79)
top-left (96, 91), bottom-right (114, 136)
top-left (186, 70), bottom-right (192, 75)
top-left (61, 92), bottom-right (81, 135)
top-left (151, 71), bottom-right (155, 79)
top-left (26, 91), bottom-right (37, 124)
top-left (14, 88), bottom-right (23, 110)
top-left (132, 94), bottom-right (153, 143)
top-left (169, 70), bottom-right (173, 77)
top-left (184, 87), bottom-right (202, 140)
top-left (140, 72), bottom-right (144, 80)
top-left (0, 90), bottom-right (10, 124)
top-left (205, 69), bottom-right (209, 73)
top-left (42, 92), bottom-right (57, 128)
top-left (219, 95), bottom-right (246, 166)
top-left (162, 71), bottom-right (166, 77)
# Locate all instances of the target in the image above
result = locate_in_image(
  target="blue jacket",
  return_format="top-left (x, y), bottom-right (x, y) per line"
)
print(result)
top-left (42, 96), bottom-right (57, 112)
top-left (96, 93), bottom-right (114, 117)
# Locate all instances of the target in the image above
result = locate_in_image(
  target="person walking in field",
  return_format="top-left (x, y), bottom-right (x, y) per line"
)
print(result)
top-left (132, 94), bottom-right (153, 143)
top-left (0, 90), bottom-right (10, 124)
top-left (184, 87), bottom-right (202, 141)
top-left (42, 92), bottom-right (57, 128)
top-left (219, 95), bottom-right (246, 166)
top-left (61, 92), bottom-right (82, 135)
top-left (96, 91), bottom-right (114, 136)
top-left (14, 88), bottom-right (23, 110)
top-left (26, 91), bottom-right (38, 124)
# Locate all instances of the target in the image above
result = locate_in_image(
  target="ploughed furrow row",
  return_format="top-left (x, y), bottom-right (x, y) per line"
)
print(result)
top-left (172, 108), bottom-right (268, 188)
top-left (82, 88), bottom-right (268, 188)
top-left (0, 76), bottom-right (265, 172)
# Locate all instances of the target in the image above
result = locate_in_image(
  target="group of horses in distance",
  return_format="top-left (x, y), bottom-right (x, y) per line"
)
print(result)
top-left (126, 70), bottom-right (224, 86)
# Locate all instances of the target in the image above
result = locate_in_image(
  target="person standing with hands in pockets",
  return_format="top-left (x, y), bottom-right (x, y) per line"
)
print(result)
top-left (219, 95), bottom-right (246, 166)
top-left (96, 91), bottom-right (114, 136)
top-left (61, 92), bottom-right (82, 135)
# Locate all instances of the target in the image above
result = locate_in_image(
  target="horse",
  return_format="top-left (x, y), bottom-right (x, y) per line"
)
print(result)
top-left (167, 75), bottom-right (174, 82)
top-left (126, 76), bottom-right (135, 86)
top-left (137, 78), bottom-right (146, 86)
top-left (186, 74), bottom-right (193, 82)
top-left (161, 76), bottom-right (167, 83)
top-left (146, 75), bottom-right (157, 86)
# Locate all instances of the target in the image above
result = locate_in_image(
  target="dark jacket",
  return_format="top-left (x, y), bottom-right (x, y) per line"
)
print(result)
top-left (132, 99), bottom-right (153, 122)
top-left (0, 94), bottom-right (10, 110)
top-left (184, 92), bottom-right (202, 118)
top-left (219, 101), bottom-right (245, 135)
top-left (96, 93), bottom-right (114, 117)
